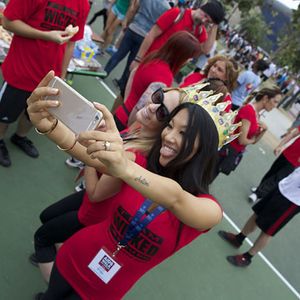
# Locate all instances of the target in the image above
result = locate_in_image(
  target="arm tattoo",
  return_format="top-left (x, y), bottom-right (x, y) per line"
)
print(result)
top-left (134, 176), bottom-right (149, 186)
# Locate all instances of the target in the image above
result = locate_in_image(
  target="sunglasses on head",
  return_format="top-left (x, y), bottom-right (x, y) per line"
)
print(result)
top-left (151, 88), bottom-right (170, 122)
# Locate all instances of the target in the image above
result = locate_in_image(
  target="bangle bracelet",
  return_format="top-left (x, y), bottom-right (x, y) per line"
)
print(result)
top-left (57, 139), bottom-right (77, 151)
top-left (35, 119), bottom-right (58, 135)
top-left (134, 56), bottom-right (141, 63)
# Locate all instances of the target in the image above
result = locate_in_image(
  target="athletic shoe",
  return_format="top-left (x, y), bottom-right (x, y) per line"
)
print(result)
top-left (105, 45), bottom-right (117, 55)
top-left (248, 192), bottom-right (259, 203)
top-left (75, 181), bottom-right (86, 192)
top-left (10, 134), bottom-right (39, 158)
top-left (0, 140), bottom-right (11, 167)
top-left (226, 254), bottom-right (251, 267)
top-left (65, 157), bottom-right (84, 169)
top-left (34, 292), bottom-right (45, 300)
top-left (29, 253), bottom-right (38, 267)
top-left (251, 186), bottom-right (257, 192)
top-left (218, 230), bottom-right (242, 248)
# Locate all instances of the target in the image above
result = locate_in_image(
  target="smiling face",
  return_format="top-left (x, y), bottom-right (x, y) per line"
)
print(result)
top-left (159, 108), bottom-right (198, 167)
top-left (207, 60), bottom-right (227, 81)
top-left (264, 94), bottom-right (282, 112)
top-left (136, 90), bottom-right (182, 132)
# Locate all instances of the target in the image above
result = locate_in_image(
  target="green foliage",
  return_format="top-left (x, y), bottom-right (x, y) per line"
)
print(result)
top-left (239, 8), bottom-right (272, 48)
top-left (223, 0), bottom-right (264, 15)
top-left (274, 5), bottom-right (300, 72)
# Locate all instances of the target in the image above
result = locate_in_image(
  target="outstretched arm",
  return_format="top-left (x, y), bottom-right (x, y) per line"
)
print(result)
top-left (79, 104), bottom-right (222, 231)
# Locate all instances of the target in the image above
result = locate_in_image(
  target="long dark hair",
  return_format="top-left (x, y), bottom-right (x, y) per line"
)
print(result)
top-left (147, 103), bottom-right (219, 195)
top-left (142, 31), bottom-right (202, 75)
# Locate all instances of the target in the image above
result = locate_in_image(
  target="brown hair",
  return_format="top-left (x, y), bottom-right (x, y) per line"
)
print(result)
top-left (203, 55), bottom-right (240, 92)
top-left (244, 86), bottom-right (282, 105)
top-left (142, 31), bottom-right (202, 75)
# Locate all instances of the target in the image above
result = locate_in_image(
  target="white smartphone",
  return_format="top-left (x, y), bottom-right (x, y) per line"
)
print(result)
top-left (45, 76), bottom-right (102, 135)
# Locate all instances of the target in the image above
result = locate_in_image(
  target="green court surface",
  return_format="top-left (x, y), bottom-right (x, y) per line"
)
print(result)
top-left (1, 2), bottom-right (300, 298)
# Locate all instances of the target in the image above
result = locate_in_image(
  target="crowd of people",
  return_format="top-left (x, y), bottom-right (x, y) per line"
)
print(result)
top-left (0, 0), bottom-right (299, 299)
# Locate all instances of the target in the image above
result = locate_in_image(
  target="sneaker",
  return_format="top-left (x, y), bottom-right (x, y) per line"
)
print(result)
top-left (75, 181), bottom-right (86, 192)
top-left (251, 186), bottom-right (257, 192)
top-left (34, 292), bottom-right (45, 300)
top-left (226, 254), bottom-right (251, 267)
top-left (248, 192), bottom-right (259, 203)
top-left (105, 45), bottom-right (117, 55)
top-left (65, 157), bottom-right (84, 169)
top-left (218, 230), bottom-right (242, 248)
top-left (29, 253), bottom-right (38, 267)
top-left (0, 140), bottom-right (11, 167)
top-left (10, 134), bottom-right (39, 158)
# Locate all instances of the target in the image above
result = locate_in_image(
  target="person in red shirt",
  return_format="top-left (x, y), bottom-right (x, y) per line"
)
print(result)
top-left (0, 0), bottom-right (90, 168)
top-left (114, 31), bottom-right (202, 130)
top-left (180, 54), bottom-right (240, 112)
top-left (216, 87), bottom-right (282, 176)
top-left (32, 101), bottom-right (223, 300)
top-left (131, 0), bottom-right (225, 71)
top-left (248, 126), bottom-right (300, 203)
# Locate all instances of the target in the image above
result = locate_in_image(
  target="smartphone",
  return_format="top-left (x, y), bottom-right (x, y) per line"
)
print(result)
top-left (45, 76), bottom-right (102, 135)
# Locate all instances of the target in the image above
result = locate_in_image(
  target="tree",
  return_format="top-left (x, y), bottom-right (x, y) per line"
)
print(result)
top-left (239, 8), bottom-right (272, 48)
top-left (273, 5), bottom-right (300, 73)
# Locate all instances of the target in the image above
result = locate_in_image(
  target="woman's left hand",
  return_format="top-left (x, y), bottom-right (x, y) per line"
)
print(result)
top-left (77, 103), bottom-right (128, 178)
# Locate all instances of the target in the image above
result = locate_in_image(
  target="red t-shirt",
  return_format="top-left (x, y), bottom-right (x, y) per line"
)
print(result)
top-left (283, 126), bottom-right (300, 167)
top-left (2, 0), bottom-right (89, 91)
top-left (78, 151), bottom-right (147, 226)
top-left (148, 8), bottom-right (207, 54)
top-left (180, 72), bottom-right (232, 112)
top-left (230, 104), bottom-right (260, 153)
top-left (57, 176), bottom-right (220, 300)
top-left (114, 59), bottom-right (173, 128)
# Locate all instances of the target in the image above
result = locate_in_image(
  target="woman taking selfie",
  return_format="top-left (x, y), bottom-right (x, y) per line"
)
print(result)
top-left (27, 73), bottom-right (238, 299)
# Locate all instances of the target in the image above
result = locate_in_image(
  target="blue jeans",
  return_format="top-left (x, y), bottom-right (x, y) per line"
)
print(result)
top-left (104, 28), bottom-right (144, 94)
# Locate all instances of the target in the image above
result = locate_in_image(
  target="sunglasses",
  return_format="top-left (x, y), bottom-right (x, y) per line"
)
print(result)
top-left (151, 88), bottom-right (170, 122)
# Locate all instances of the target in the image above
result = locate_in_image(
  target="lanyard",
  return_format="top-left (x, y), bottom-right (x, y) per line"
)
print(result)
top-left (113, 199), bottom-right (165, 256)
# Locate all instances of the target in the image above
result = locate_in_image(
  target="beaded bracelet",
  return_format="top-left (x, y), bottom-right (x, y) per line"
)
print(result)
top-left (35, 119), bottom-right (58, 135)
top-left (57, 139), bottom-right (77, 151)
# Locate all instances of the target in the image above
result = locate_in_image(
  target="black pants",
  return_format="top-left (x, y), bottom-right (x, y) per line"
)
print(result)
top-left (42, 264), bottom-right (81, 299)
top-left (34, 190), bottom-right (85, 262)
top-left (88, 8), bottom-right (108, 29)
top-left (255, 154), bottom-right (294, 198)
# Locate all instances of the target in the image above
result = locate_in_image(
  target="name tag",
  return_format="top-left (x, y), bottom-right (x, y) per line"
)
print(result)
top-left (88, 248), bottom-right (122, 284)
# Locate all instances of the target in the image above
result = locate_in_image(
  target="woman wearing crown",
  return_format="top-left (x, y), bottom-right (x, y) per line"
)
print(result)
top-left (27, 72), bottom-right (240, 299)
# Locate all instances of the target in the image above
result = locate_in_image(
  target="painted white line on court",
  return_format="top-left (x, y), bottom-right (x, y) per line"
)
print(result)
top-left (96, 80), bottom-right (300, 298)
top-left (96, 77), bottom-right (117, 98)
top-left (223, 212), bottom-right (300, 299)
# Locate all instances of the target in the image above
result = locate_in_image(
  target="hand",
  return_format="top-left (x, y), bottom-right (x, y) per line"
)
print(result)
top-left (259, 121), bottom-right (268, 132)
top-left (130, 60), bottom-right (139, 72)
top-left (26, 71), bottom-right (60, 132)
top-left (77, 103), bottom-right (127, 178)
top-left (274, 146), bottom-right (282, 156)
top-left (46, 25), bottom-right (79, 44)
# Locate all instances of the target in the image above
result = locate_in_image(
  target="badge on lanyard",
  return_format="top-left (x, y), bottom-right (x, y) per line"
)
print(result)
top-left (89, 199), bottom-right (165, 283)
top-left (88, 248), bottom-right (122, 284)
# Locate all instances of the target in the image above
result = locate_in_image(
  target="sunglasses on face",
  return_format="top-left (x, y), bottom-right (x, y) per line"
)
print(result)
top-left (151, 88), bottom-right (170, 122)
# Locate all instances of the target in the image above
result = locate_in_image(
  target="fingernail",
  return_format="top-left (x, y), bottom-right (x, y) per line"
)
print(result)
top-left (51, 88), bottom-right (59, 93)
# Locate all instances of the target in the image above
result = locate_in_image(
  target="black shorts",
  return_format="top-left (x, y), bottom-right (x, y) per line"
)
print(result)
top-left (252, 188), bottom-right (300, 236)
top-left (0, 82), bottom-right (32, 123)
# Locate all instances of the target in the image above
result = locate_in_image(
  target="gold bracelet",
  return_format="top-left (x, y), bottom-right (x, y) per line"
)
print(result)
top-left (35, 119), bottom-right (58, 135)
top-left (57, 139), bottom-right (77, 151)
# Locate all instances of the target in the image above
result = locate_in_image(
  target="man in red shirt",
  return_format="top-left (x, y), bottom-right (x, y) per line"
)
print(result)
top-left (0, 0), bottom-right (90, 167)
top-left (248, 126), bottom-right (300, 203)
top-left (131, 0), bottom-right (225, 69)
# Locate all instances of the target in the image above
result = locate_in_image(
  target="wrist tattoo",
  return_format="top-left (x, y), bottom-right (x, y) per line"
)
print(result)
top-left (134, 176), bottom-right (149, 186)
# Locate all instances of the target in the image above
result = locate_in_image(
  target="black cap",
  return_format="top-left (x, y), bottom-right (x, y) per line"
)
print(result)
top-left (201, 0), bottom-right (225, 25)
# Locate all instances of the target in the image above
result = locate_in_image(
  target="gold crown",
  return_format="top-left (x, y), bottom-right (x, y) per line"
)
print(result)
top-left (180, 82), bottom-right (241, 149)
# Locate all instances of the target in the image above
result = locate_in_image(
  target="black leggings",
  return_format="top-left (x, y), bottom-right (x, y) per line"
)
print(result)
top-left (42, 264), bottom-right (81, 299)
top-left (88, 8), bottom-right (108, 29)
top-left (34, 190), bottom-right (85, 262)
top-left (255, 154), bottom-right (294, 198)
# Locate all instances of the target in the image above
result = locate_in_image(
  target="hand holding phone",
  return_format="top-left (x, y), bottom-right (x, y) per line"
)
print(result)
top-left (44, 76), bottom-right (102, 135)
